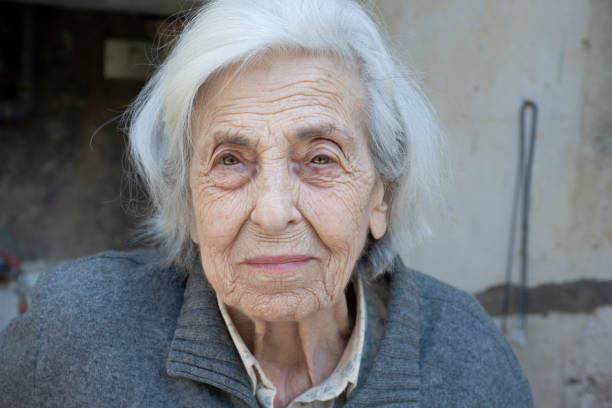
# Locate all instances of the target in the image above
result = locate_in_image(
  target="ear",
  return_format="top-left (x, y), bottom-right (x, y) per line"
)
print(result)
top-left (368, 180), bottom-right (388, 240)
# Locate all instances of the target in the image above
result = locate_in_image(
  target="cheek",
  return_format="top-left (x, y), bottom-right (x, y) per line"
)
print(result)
top-left (299, 183), bottom-right (371, 303)
top-left (300, 180), bottom-right (372, 257)
top-left (190, 179), bottom-right (253, 298)
top-left (191, 174), bottom-right (251, 253)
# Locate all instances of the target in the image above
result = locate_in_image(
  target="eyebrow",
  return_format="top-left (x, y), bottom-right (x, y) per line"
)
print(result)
top-left (212, 131), bottom-right (256, 148)
top-left (295, 123), bottom-right (353, 143)
top-left (211, 122), bottom-right (353, 148)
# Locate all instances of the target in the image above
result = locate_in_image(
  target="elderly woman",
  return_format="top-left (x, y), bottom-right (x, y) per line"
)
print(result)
top-left (0, 0), bottom-right (532, 407)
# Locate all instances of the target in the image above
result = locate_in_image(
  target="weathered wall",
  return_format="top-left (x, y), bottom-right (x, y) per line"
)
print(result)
top-left (0, 3), bottom-right (156, 326)
top-left (0, 3), bottom-right (155, 261)
top-left (500, 308), bottom-right (612, 407)
top-left (373, 0), bottom-right (612, 407)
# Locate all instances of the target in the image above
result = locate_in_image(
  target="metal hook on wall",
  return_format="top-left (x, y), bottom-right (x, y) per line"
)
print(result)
top-left (501, 100), bottom-right (538, 346)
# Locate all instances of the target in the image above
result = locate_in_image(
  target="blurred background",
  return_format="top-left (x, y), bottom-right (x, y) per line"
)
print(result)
top-left (0, 0), bottom-right (610, 406)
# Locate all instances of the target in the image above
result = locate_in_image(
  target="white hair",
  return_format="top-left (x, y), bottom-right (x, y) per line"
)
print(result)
top-left (126, 0), bottom-right (445, 277)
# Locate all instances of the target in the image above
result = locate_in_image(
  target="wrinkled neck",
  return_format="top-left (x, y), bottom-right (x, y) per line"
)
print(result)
top-left (227, 285), bottom-right (355, 407)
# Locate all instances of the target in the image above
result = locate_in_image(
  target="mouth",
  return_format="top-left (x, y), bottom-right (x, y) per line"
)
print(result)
top-left (241, 255), bottom-right (314, 273)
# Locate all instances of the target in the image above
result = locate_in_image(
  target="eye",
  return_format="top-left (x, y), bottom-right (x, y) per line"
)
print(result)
top-left (221, 154), bottom-right (240, 166)
top-left (310, 155), bottom-right (331, 165)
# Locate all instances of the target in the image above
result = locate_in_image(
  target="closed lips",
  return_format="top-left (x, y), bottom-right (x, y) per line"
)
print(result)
top-left (242, 255), bottom-right (313, 264)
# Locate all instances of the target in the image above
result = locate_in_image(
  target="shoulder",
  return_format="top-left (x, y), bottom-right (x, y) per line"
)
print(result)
top-left (44, 248), bottom-right (173, 287)
top-left (32, 249), bottom-right (184, 328)
top-left (0, 249), bottom-right (186, 407)
top-left (41, 249), bottom-right (183, 307)
top-left (412, 270), bottom-right (516, 364)
top-left (412, 270), bottom-right (507, 346)
top-left (391, 262), bottom-right (533, 407)
top-left (35, 248), bottom-right (185, 347)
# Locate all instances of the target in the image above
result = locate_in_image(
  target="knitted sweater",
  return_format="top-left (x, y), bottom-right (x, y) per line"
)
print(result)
top-left (0, 250), bottom-right (533, 407)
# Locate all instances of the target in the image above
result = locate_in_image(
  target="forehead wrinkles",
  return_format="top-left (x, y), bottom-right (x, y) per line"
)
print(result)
top-left (216, 76), bottom-right (353, 116)
top-left (194, 55), bottom-right (366, 138)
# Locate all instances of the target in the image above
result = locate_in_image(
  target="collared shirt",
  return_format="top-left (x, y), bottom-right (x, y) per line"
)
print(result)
top-left (216, 278), bottom-right (367, 408)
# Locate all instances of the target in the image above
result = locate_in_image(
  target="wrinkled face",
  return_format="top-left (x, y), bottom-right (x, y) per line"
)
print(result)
top-left (189, 53), bottom-right (388, 322)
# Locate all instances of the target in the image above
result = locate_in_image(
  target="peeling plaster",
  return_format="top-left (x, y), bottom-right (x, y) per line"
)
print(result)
top-left (476, 279), bottom-right (612, 316)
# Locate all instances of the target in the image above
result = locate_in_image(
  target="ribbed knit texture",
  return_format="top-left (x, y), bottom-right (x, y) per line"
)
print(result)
top-left (346, 259), bottom-right (420, 407)
top-left (166, 270), bottom-right (257, 406)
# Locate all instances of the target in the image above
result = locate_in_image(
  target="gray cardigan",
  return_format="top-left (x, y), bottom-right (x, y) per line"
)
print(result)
top-left (0, 250), bottom-right (532, 407)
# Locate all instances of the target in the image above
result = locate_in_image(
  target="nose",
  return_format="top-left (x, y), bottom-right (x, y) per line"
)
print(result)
top-left (249, 163), bottom-right (301, 233)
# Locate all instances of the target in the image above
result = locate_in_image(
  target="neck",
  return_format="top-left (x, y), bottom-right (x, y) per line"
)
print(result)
top-left (227, 288), bottom-right (354, 408)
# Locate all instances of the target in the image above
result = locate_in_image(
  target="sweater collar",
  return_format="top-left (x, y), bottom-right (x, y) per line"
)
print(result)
top-left (346, 258), bottom-right (421, 407)
top-left (166, 257), bottom-right (420, 408)
top-left (166, 269), bottom-right (258, 406)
